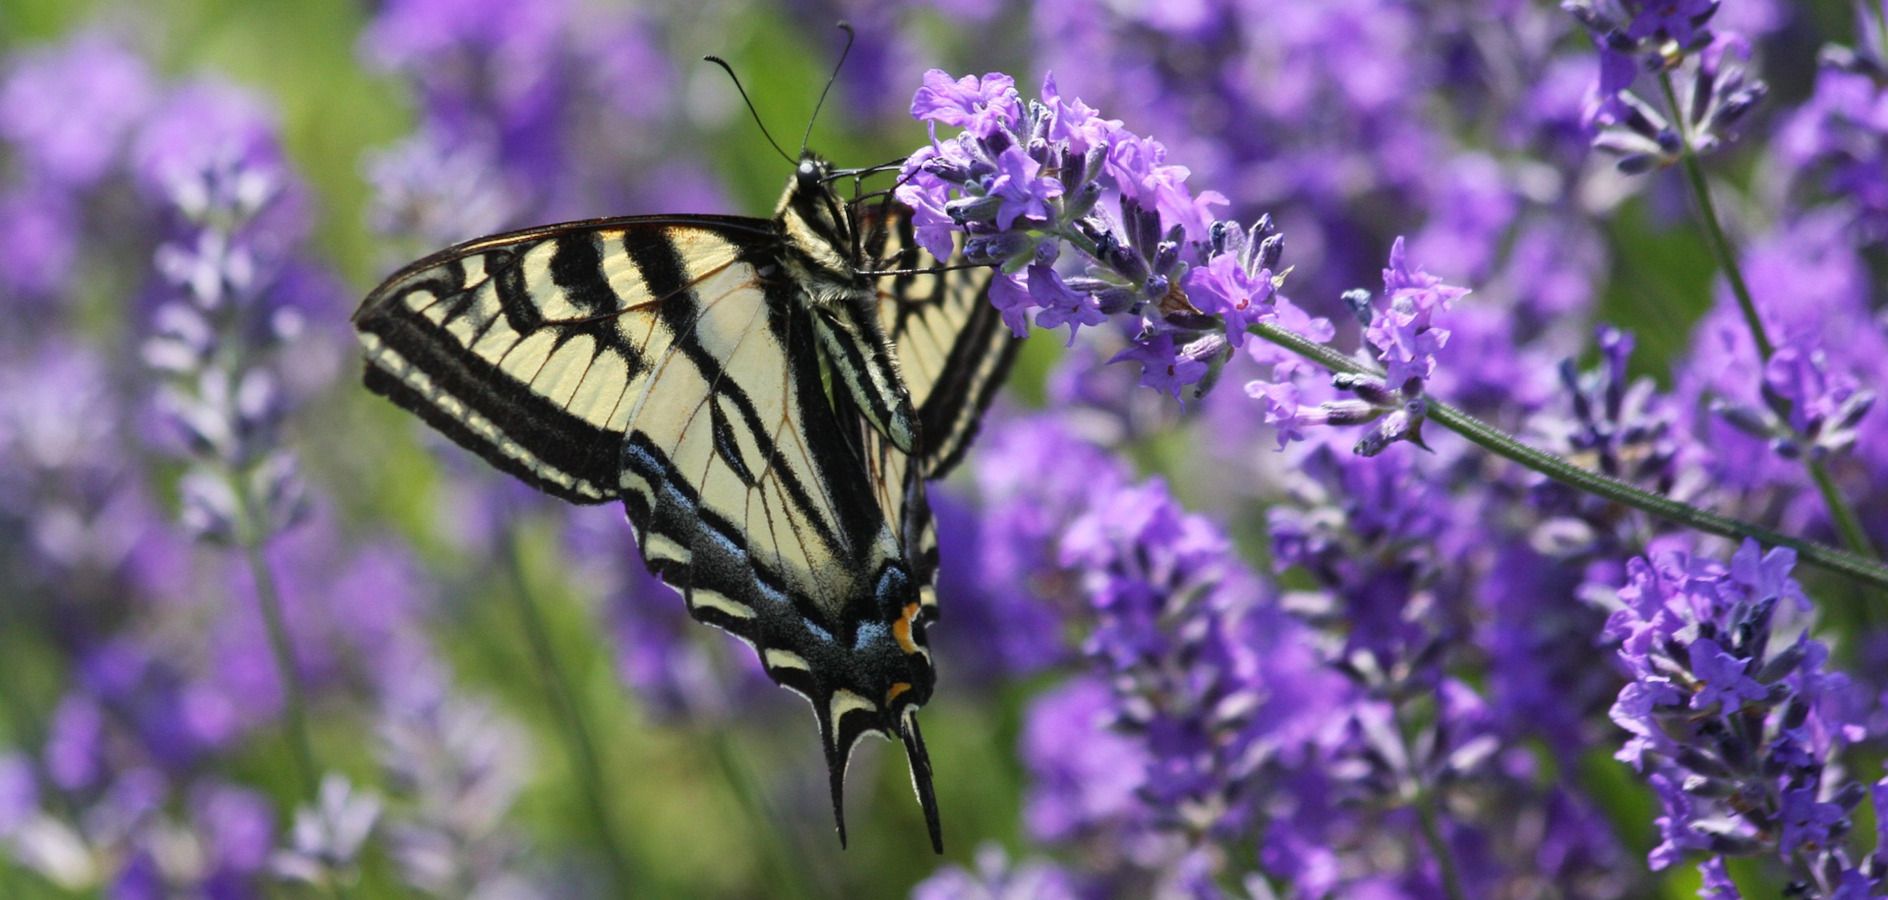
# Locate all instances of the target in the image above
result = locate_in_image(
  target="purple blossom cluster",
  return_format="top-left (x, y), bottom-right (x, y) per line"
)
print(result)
top-left (361, 0), bottom-right (726, 253)
top-left (898, 68), bottom-right (1343, 403)
top-left (0, 27), bottom-right (547, 897)
top-left (1250, 238), bottom-right (1467, 455)
top-left (1604, 541), bottom-right (1885, 894)
top-left (914, 412), bottom-right (1638, 898)
top-left (906, 1), bottom-right (1888, 896)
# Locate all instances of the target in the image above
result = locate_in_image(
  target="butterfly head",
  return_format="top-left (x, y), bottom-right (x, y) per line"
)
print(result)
top-left (777, 152), bottom-right (862, 287)
top-left (793, 152), bottom-right (831, 193)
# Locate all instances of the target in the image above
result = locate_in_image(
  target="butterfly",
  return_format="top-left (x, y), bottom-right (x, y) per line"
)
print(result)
top-left (351, 150), bottom-right (1017, 853)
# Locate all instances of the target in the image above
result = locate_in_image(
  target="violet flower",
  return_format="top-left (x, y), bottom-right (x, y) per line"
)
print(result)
top-left (141, 114), bottom-right (315, 546)
top-left (898, 68), bottom-right (1246, 392)
top-left (1029, 0), bottom-right (1455, 302)
top-left (1779, 62), bottom-right (1888, 243)
top-left (1676, 212), bottom-right (1888, 529)
top-left (1563, 0), bottom-right (1724, 120)
top-left (1247, 238), bottom-right (1464, 455)
top-left (361, 0), bottom-right (727, 235)
top-left (377, 659), bottom-right (542, 897)
top-left (1565, 1), bottom-right (1767, 174)
top-left (1602, 540), bottom-right (1882, 894)
top-left (0, 33), bottom-right (156, 311)
top-left (912, 843), bottom-right (1084, 900)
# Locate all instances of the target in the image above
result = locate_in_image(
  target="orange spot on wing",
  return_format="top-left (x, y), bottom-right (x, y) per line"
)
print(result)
top-left (892, 602), bottom-right (922, 654)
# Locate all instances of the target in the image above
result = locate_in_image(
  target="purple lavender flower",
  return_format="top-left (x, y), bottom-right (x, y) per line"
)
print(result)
top-left (365, 130), bottom-right (519, 251)
top-left (0, 34), bottom-right (153, 189)
top-left (1602, 541), bottom-right (1881, 891)
top-left (899, 67), bottom-right (1238, 377)
top-left (1580, 27), bottom-right (1767, 172)
top-left (1677, 212), bottom-right (1888, 532)
top-left (1256, 430), bottom-right (1637, 896)
top-left (1030, 0), bottom-right (1456, 304)
top-left (1373, 237), bottom-right (1468, 391)
top-left (1105, 333), bottom-right (1207, 399)
top-left (1782, 14), bottom-right (1888, 242)
top-left (1018, 678), bottom-right (1147, 846)
top-left (1, 651), bottom-right (284, 894)
top-left (1245, 238), bottom-right (1464, 455)
top-left (361, 0), bottom-right (726, 231)
top-left (0, 33), bottom-right (156, 307)
top-left (911, 70), bottom-right (1024, 134)
top-left (1563, 0), bottom-right (1722, 113)
top-left (912, 844), bottom-right (1084, 900)
top-left (0, 185), bottom-right (80, 303)
top-left (928, 489), bottom-right (1071, 680)
top-left (361, 0), bottom-right (569, 185)
top-left (140, 90), bottom-right (324, 547)
top-left (1531, 327), bottom-right (1691, 500)
top-left (0, 342), bottom-right (181, 599)
top-left (377, 658), bottom-right (540, 896)
top-left (995, 434), bottom-right (1359, 887)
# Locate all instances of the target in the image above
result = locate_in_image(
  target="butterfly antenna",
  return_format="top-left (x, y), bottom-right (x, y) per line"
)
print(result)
top-left (800, 22), bottom-right (856, 157)
top-left (704, 55), bottom-right (795, 166)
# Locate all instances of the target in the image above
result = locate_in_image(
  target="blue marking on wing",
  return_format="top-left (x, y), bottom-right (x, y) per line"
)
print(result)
top-left (875, 566), bottom-right (909, 603)
top-left (753, 578), bottom-right (788, 606)
top-left (852, 621), bottom-right (889, 649)
top-left (700, 520), bottom-right (748, 559)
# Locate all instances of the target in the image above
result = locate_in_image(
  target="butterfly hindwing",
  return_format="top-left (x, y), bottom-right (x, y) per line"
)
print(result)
top-left (864, 204), bottom-right (1018, 481)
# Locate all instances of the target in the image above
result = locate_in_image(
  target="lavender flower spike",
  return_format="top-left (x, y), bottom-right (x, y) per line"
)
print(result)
top-left (1603, 540), bottom-right (1882, 893)
top-left (899, 68), bottom-right (1253, 394)
top-left (1248, 237), bottom-right (1464, 455)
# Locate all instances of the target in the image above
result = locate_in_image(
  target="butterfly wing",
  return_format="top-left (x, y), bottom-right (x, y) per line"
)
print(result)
top-left (357, 199), bottom-right (961, 852)
top-left (864, 203), bottom-right (1019, 482)
top-left (355, 214), bottom-right (924, 648)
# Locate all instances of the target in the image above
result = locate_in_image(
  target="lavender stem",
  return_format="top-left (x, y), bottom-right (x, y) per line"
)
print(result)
top-left (235, 486), bottom-right (349, 900)
top-left (1657, 70), bottom-right (1881, 567)
top-left (1248, 321), bottom-right (1888, 592)
top-left (499, 527), bottom-right (637, 891)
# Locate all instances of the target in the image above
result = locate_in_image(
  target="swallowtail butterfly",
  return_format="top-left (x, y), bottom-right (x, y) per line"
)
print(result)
top-left (352, 150), bottom-right (1016, 852)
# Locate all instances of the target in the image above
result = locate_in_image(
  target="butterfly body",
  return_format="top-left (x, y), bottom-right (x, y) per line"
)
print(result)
top-left (354, 153), bottom-right (1015, 852)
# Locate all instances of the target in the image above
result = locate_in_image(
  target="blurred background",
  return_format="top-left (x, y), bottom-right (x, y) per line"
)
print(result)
top-left (2, 0), bottom-right (1884, 897)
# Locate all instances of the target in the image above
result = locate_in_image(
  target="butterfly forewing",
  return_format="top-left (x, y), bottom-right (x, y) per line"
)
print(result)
top-left (357, 217), bottom-right (900, 626)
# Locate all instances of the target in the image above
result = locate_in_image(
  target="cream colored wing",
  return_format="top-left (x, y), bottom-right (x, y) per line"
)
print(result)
top-left (354, 216), bottom-right (907, 628)
top-left (865, 204), bottom-right (1019, 481)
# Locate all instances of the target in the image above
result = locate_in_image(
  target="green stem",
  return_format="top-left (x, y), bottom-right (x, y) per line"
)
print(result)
top-left (1249, 322), bottom-right (1888, 592)
top-left (704, 731), bottom-right (822, 900)
top-left (1657, 71), bottom-right (1881, 566)
top-left (1390, 700), bottom-right (1465, 900)
top-left (232, 486), bottom-right (319, 804)
top-left (1658, 73), bottom-right (1771, 361)
top-left (500, 529), bottom-right (638, 892)
top-left (234, 492), bottom-right (350, 900)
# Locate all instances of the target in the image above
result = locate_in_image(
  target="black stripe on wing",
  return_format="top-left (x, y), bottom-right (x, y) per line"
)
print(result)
top-left (354, 215), bottom-right (777, 505)
top-left (862, 204), bottom-right (1020, 481)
